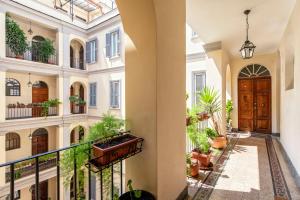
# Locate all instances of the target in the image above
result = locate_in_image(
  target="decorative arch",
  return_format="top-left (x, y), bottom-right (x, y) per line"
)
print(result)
top-left (32, 35), bottom-right (45, 42)
top-left (32, 128), bottom-right (48, 136)
top-left (6, 132), bottom-right (20, 151)
top-left (32, 81), bottom-right (48, 88)
top-left (6, 78), bottom-right (21, 96)
top-left (32, 36), bottom-right (46, 62)
top-left (238, 64), bottom-right (271, 78)
top-left (70, 125), bottom-right (85, 144)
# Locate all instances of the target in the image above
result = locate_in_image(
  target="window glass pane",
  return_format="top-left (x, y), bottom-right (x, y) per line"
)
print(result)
top-left (193, 72), bottom-right (205, 105)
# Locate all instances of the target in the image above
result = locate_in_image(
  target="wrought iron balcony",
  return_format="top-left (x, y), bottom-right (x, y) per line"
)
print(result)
top-left (0, 133), bottom-right (143, 200)
top-left (70, 58), bottom-right (85, 70)
top-left (6, 103), bottom-right (58, 120)
top-left (6, 46), bottom-right (58, 65)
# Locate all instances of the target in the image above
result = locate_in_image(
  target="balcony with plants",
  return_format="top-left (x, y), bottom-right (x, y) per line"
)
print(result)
top-left (5, 14), bottom-right (57, 65)
top-left (0, 113), bottom-right (152, 200)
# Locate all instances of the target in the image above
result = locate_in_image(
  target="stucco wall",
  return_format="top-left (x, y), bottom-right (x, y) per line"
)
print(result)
top-left (279, 0), bottom-right (300, 174)
top-left (6, 72), bottom-right (57, 105)
top-left (230, 53), bottom-right (280, 133)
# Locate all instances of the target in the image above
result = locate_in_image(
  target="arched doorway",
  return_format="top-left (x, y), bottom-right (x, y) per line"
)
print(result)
top-left (70, 39), bottom-right (85, 70)
top-left (32, 81), bottom-right (48, 117)
top-left (70, 82), bottom-right (86, 114)
top-left (32, 128), bottom-right (48, 155)
top-left (79, 46), bottom-right (84, 70)
top-left (238, 64), bottom-right (271, 133)
top-left (70, 46), bottom-right (74, 68)
top-left (32, 35), bottom-right (45, 62)
top-left (70, 126), bottom-right (85, 144)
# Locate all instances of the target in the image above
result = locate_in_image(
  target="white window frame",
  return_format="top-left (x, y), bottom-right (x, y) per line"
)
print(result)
top-left (110, 80), bottom-right (121, 109)
top-left (90, 40), bottom-right (97, 63)
top-left (110, 30), bottom-right (119, 58)
top-left (192, 71), bottom-right (206, 106)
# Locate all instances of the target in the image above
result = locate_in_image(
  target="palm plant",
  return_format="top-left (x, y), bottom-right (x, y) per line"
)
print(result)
top-left (198, 87), bottom-right (222, 135)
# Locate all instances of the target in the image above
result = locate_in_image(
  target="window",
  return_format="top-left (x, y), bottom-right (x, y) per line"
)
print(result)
top-left (5, 190), bottom-right (20, 200)
top-left (192, 72), bottom-right (206, 105)
top-left (110, 80), bottom-right (121, 109)
top-left (89, 83), bottom-right (97, 107)
top-left (86, 39), bottom-right (97, 64)
top-left (191, 31), bottom-right (198, 38)
top-left (106, 29), bottom-right (120, 58)
top-left (6, 132), bottom-right (20, 151)
top-left (6, 78), bottom-right (20, 96)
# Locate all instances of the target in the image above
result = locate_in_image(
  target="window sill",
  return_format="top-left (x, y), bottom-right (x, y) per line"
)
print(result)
top-left (108, 55), bottom-right (121, 61)
top-left (89, 106), bottom-right (97, 109)
top-left (109, 107), bottom-right (121, 110)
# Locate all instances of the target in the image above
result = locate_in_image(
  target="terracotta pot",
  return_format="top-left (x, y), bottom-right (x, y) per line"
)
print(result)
top-left (197, 112), bottom-right (210, 121)
top-left (212, 136), bottom-right (227, 149)
top-left (186, 116), bottom-right (191, 126)
top-left (191, 150), bottom-right (200, 159)
top-left (15, 55), bottom-right (24, 59)
top-left (93, 134), bottom-right (140, 166)
top-left (190, 158), bottom-right (199, 177)
top-left (198, 153), bottom-right (211, 167)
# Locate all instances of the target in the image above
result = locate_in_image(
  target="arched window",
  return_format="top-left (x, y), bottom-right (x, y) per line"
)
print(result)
top-left (6, 132), bottom-right (20, 151)
top-left (238, 64), bottom-right (271, 78)
top-left (6, 78), bottom-right (21, 96)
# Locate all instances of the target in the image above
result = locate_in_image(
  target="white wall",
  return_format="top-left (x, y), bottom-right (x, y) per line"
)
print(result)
top-left (279, 0), bottom-right (300, 174)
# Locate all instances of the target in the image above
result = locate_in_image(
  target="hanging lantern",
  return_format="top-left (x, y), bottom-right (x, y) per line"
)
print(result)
top-left (240, 10), bottom-right (256, 59)
top-left (27, 73), bottom-right (32, 87)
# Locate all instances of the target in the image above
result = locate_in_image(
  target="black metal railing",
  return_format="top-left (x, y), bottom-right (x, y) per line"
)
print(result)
top-left (0, 132), bottom-right (143, 200)
top-left (70, 58), bottom-right (85, 70)
top-left (6, 104), bottom-right (58, 120)
top-left (71, 104), bottom-right (86, 114)
top-left (6, 46), bottom-right (58, 65)
top-left (5, 157), bottom-right (57, 182)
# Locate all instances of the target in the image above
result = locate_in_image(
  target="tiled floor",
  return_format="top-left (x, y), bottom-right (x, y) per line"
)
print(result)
top-left (189, 133), bottom-right (300, 200)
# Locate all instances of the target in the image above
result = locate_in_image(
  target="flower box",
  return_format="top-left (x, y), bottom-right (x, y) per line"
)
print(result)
top-left (93, 134), bottom-right (140, 166)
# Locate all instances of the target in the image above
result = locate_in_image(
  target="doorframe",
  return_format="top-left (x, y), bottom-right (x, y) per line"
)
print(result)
top-left (238, 76), bottom-right (272, 133)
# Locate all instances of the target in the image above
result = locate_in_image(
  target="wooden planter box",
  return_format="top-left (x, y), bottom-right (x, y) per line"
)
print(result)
top-left (93, 134), bottom-right (140, 166)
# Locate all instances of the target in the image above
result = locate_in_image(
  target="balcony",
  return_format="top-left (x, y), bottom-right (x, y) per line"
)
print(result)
top-left (71, 104), bottom-right (86, 114)
top-left (6, 45), bottom-right (58, 66)
top-left (70, 58), bottom-right (85, 70)
top-left (6, 103), bottom-right (58, 120)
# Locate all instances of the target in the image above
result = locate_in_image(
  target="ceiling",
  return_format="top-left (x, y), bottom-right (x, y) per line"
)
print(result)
top-left (187, 0), bottom-right (296, 57)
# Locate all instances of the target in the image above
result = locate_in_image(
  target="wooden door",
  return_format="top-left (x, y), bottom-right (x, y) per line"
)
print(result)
top-left (32, 180), bottom-right (48, 200)
top-left (32, 129), bottom-right (48, 155)
top-left (32, 82), bottom-right (48, 117)
top-left (238, 79), bottom-right (254, 131)
top-left (238, 77), bottom-right (271, 133)
top-left (79, 85), bottom-right (84, 113)
top-left (255, 77), bottom-right (271, 133)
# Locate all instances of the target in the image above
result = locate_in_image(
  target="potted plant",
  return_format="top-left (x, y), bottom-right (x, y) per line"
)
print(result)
top-left (61, 113), bottom-right (126, 188)
top-left (119, 179), bottom-right (155, 200)
top-left (186, 154), bottom-right (199, 177)
top-left (198, 87), bottom-right (227, 149)
top-left (226, 100), bottom-right (233, 132)
top-left (41, 98), bottom-right (61, 117)
top-left (7, 104), bottom-right (16, 108)
top-left (188, 123), bottom-right (212, 167)
top-left (39, 39), bottom-right (55, 64)
top-left (6, 15), bottom-right (28, 59)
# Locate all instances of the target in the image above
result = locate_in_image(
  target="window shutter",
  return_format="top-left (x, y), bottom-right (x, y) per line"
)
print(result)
top-left (94, 39), bottom-right (98, 62)
top-left (117, 29), bottom-right (121, 56)
top-left (106, 33), bottom-right (111, 58)
top-left (86, 42), bottom-right (91, 63)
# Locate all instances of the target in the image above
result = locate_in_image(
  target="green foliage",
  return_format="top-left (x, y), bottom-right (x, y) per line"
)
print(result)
top-left (198, 87), bottom-right (222, 135)
top-left (41, 98), bottom-right (61, 117)
top-left (60, 113), bottom-right (125, 188)
top-left (187, 123), bottom-right (211, 154)
top-left (187, 106), bottom-right (202, 126)
top-left (226, 100), bottom-right (233, 124)
top-left (6, 15), bottom-right (28, 56)
top-left (204, 127), bottom-right (218, 139)
top-left (127, 179), bottom-right (142, 199)
top-left (36, 39), bottom-right (55, 62)
top-left (69, 95), bottom-right (86, 105)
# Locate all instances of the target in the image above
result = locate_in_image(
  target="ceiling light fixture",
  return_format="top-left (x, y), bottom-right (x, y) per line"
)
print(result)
top-left (28, 21), bottom-right (33, 35)
top-left (240, 10), bottom-right (256, 59)
top-left (27, 73), bottom-right (32, 87)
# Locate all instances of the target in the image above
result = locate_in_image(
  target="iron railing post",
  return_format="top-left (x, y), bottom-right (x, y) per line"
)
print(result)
top-left (10, 164), bottom-right (14, 200)
top-left (35, 157), bottom-right (39, 200)
top-left (57, 152), bottom-right (60, 200)
top-left (73, 148), bottom-right (77, 200)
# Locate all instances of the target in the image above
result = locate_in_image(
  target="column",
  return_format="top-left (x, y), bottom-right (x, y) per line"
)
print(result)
top-left (57, 27), bottom-right (70, 68)
top-left (57, 124), bottom-right (71, 200)
top-left (0, 8), bottom-right (6, 59)
top-left (117, 0), bottom-right (186, 199)
top-left (0, 69), bottom-right (6, 122)
top-left (57, 73), bottom-right (70, 116)
top-left (56, 29), bottom-right (64, 67)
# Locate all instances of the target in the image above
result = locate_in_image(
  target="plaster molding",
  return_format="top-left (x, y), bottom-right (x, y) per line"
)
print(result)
top-left (88, 66), bottom-right (125, 75)
top-left (186, 52), bottom-right (207, 62)
top-left (203, 41), bottom-right (222, 52)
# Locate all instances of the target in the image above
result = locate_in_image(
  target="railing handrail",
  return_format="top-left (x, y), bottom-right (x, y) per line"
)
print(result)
top-left (0, 131), bottom-right (130, 168)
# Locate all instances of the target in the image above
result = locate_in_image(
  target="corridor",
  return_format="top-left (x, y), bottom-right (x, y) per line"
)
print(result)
top-left (191, 133), bottom-right (300, 200)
